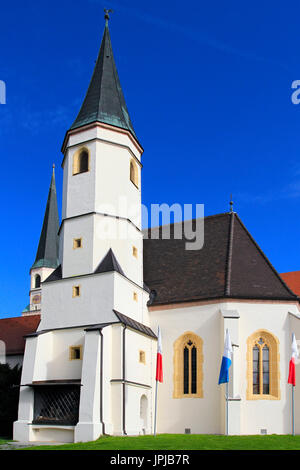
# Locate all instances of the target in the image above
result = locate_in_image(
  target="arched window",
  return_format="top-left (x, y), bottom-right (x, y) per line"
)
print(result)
top-left (173, 332), bottom-right (203, 398)
top-left (130, 159), bottom-right (138, 187)
top-left (247, 330), bottom-right (280, 400)
top-left (73, 148), bottom-right (89, 175)
top-left (34, 274), bottom-right (41, 289)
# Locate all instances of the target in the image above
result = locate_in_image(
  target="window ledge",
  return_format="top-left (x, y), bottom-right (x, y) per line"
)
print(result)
top-left (73, 170), bottom-right (89, 176)
top-left (30, 424), bottom-right (75, 430)
top-left (247, 394), bottom-right (280, 401)
top-left (130, 180), bottom-right (139, 190)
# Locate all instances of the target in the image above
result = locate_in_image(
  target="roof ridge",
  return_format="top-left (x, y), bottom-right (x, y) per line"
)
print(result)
top-left (281, 270), bottom-right (300, 275)
top-left (0, 314), bottom-right (41, 321)
top-left (106, 25), bottom-right (130, 129)
top-left (234, 214), bottom-right (298, 299)
top-left (143, 212), bottom-right (231, 234)
top-left (224, 211), bottom-right (235, 297)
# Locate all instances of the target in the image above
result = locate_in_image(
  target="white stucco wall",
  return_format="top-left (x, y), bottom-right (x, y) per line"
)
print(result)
top-left (40, 272), bottom-right (116, 330)
top-left (60, 124), bottom-right (143, 285)
top-left (150, 299), bottom-right (300, 435)
top-left (113, 274), bottom-right (149, 324)
top-left (150, 302), bottom-right (223, 435)
top-left (33, 328), bottom-right (84, 381)
top-left (61, 214), bottom-right (94, 278)
top-left (110, 324), bottom-right (156, 436)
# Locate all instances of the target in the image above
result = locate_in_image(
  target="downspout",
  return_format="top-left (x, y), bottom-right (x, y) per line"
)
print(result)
top-left (123, 324), bottom-right (127, 435)
top-left (99, 328), bottom-right (107, 436)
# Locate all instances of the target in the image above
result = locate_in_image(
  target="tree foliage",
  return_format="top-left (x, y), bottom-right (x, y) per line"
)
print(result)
top-left (0, 363), bottom-right (22, 438)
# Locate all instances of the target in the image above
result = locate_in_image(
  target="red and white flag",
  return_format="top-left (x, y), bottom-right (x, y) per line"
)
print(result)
top-left (156, 326), bottom-right (163, 383)
top-left (288, 333), bottom-right (299, 386)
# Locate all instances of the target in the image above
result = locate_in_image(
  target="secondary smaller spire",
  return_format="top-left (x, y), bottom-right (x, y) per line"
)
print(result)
top-left (32, 166), bottom-right (60, 270)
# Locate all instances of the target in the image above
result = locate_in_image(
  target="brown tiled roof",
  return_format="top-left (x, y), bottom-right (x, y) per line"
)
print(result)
top-left (143, 212), bottom-right (298, 306)
top-left (0, 315), bottom-right (40, 355)
top-left (280, 271), bottom-right (300, 296)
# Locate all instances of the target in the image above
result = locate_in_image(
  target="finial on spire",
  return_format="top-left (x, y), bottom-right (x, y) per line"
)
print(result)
top-left (104, 8), bottom-right (113, 24)
top-left (229, 194), bottom-right (234, 213)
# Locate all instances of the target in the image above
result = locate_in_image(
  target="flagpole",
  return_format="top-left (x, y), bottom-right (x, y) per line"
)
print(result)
top-left (154, 379), bottom-right (158, 436)
top-left (288, 333), bottom-right (298, 436)
top-left (154, 326), bottom-right (163, 437)
top-left (292, 385), bottom-right (295, 436)
top-left (219, 329), bottom-right (232, 436)
top-left (226, 382), bottom-right (229, 436)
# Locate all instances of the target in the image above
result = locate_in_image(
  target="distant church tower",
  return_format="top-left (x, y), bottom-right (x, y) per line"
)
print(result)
top-left (22, 167), bottom-right (59, 316)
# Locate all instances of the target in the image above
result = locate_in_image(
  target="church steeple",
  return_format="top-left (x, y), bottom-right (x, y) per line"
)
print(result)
top-left (59, 13), bottom-right (143, 285)
top-left (32, 166), bottom-right (60, 270)
top-left (70, 17), bottom-right (137, 140)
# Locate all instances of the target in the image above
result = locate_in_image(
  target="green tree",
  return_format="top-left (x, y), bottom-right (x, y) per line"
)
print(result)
top-left (0, 363), bottom-right (22, 438)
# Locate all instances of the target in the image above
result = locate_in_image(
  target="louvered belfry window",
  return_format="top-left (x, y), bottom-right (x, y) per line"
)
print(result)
top-left (33, 386), bottom-right (80, 426)
top-left (78, 150), bottom-right (89, 173)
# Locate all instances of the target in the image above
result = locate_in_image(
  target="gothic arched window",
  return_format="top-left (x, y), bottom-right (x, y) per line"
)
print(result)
top-left (73, 148), bottom-right (90, 175)
top-left (130, 159), bottom-right (138, 187)
top-left (173, 332), bottom-right (203, 398)
top-left (247, 330), bottom-right (280, 400)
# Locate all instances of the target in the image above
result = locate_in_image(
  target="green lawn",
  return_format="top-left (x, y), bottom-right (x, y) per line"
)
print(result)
top-left (0, 439), bottom-right (12, 446)
top-left (21, 434), bottom-right (300, 450)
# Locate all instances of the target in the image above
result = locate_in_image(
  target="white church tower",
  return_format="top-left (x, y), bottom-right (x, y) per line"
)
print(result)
top-left (14, 12), bottom-right (157, 444)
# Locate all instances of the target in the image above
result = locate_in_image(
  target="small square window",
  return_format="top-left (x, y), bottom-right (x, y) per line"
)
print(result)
top-left (132, 246), bottom-right (138, 258)
top-left (73, 285), bottom-right (81, 297)
top-left (69, 346), bottom-right (82, 360)
top-left (139, 350), bottom-right (146, 364)
top-left (73, 238), bottom-right (82, 249)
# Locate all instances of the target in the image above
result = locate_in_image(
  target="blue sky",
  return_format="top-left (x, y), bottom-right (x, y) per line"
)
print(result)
top-left (1, 0), bottom-right (300, 318)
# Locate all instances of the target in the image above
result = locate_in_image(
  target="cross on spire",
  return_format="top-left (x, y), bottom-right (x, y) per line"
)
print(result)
top-left (104, 8), bottom-right (113, 24)
top-left (230, 194), bottom-right (234, 213)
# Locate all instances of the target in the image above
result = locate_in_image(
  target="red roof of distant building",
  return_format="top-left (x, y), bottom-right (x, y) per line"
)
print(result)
top-left (280, 271), bottom-right (300, 296)
top-left (0, 315), bottom-right (40, 355)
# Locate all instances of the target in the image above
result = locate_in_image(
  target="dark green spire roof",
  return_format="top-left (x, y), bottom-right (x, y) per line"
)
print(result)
top-left (32, 167), bottom-right (60, 270)
top-left (70, 21), bottom-right (137, 140)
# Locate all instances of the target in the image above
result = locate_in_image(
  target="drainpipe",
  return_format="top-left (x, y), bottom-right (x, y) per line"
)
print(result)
top-left (99, 328), bottom-right (107, 436)
top-left (123, 325), bottom-right (127, 435)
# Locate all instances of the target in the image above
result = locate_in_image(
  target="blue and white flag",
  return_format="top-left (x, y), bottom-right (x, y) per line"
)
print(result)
top-left (218, 329), bottom-right (233, 385)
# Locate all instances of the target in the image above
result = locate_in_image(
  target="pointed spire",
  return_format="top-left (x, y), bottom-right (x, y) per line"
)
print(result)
top-left (32, 166), bottom-right (60, 269)
top-left (70, 15), bottom-right (137, 140)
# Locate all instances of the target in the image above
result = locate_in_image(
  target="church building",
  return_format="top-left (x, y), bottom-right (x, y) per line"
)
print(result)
top-left (2, 14), bottom-right (300, 443)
